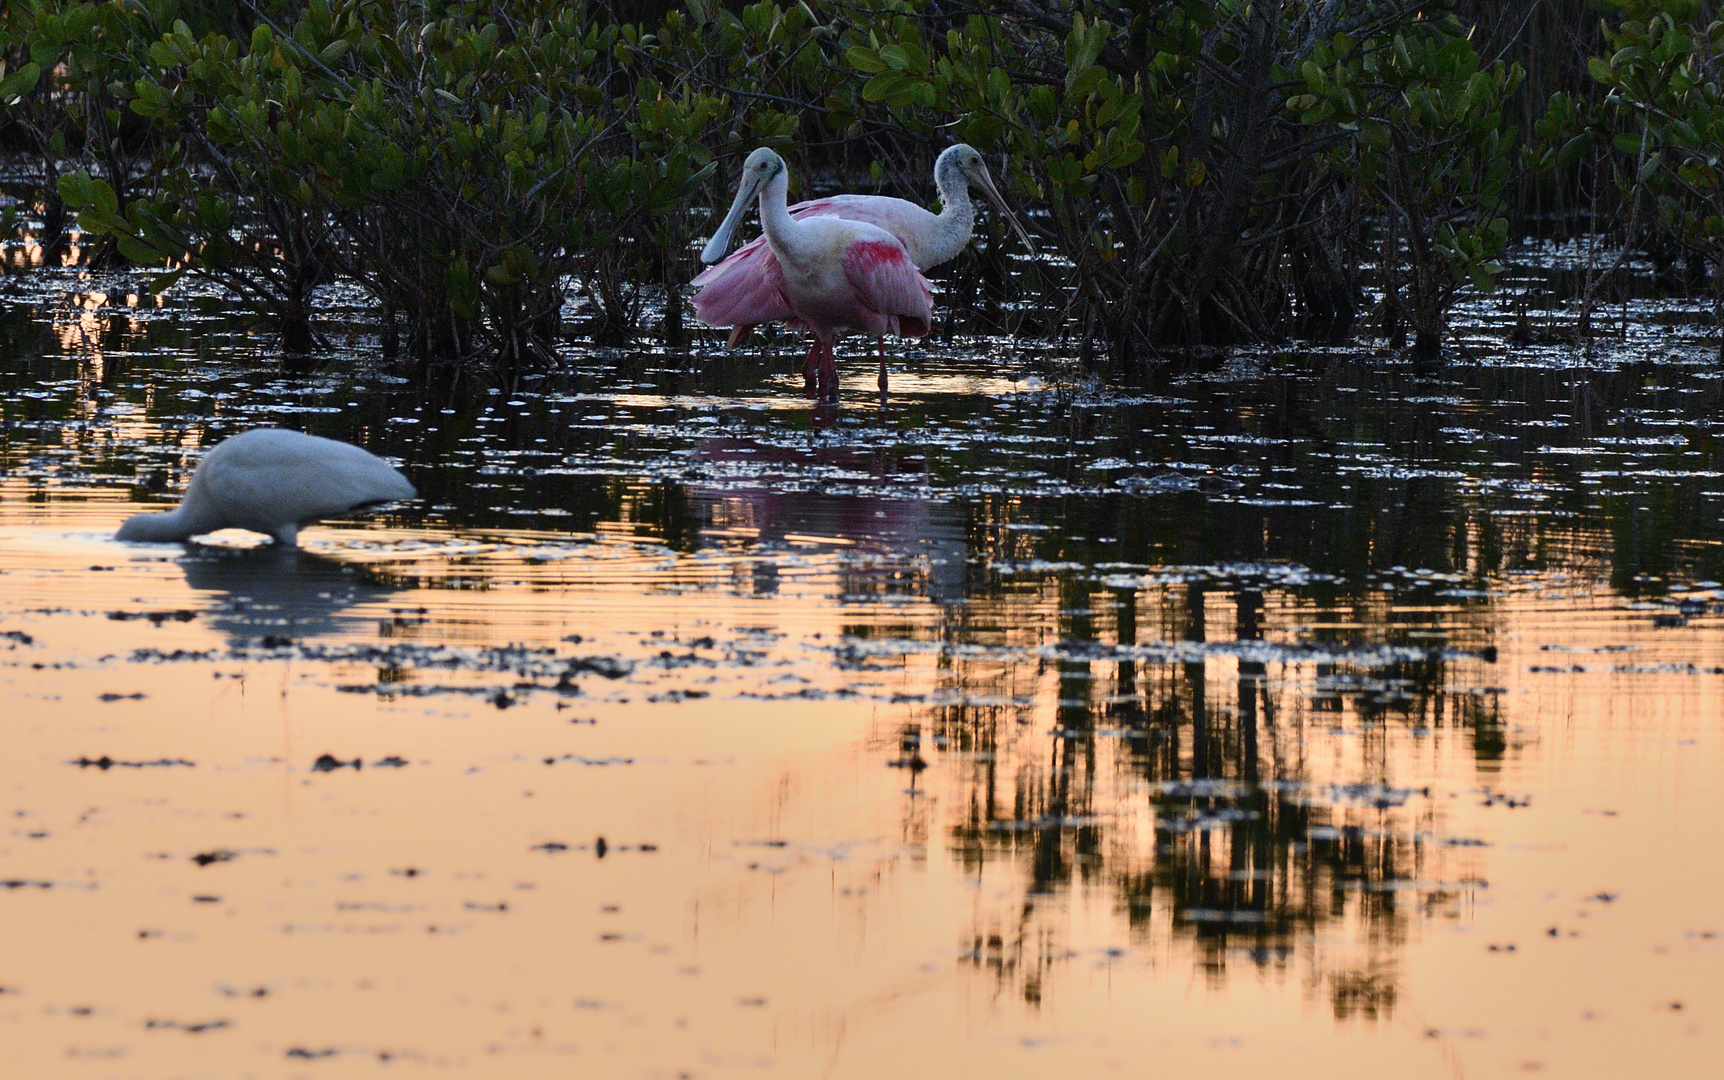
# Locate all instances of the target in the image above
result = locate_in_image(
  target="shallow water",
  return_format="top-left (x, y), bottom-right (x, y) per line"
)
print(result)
top-left (2, 260), bottom-right (1724, 1077)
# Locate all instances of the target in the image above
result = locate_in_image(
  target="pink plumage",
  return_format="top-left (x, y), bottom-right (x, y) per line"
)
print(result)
top-left (689, 243), bottom-right (795, 347)
top-left (693, 148), bottom-right (940, 403)
top-left (841, 241), bottom-right (933, 338)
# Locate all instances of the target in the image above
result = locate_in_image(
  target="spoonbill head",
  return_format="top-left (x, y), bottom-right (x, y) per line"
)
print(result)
top-left (700, 144), bottom-right (1033, 272)
top-left (115, 428), bottom-right (417, 547)
top-left (701, 147), bottom-right (789, 265)
top-left (933, 143), bottom-right (1036, 256)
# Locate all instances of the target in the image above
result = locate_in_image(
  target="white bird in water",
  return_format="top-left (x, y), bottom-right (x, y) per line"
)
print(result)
top-left (693, 144), bottom-right (1033, 396)
top-left (115, 428), bottom-right (417, 547)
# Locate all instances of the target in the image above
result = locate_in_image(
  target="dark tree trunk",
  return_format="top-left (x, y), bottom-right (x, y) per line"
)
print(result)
top-left (38, 187), bottom-right (68, 264)
top-left (661, 257), bottom-right (684, 350)
top-left (1412, 328), bottom-right (1441, 362)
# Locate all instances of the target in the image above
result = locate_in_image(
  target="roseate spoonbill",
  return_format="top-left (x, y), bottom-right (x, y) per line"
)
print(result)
top-left (115, 428), bottom-right (417, 546)
top-left (694, 144), bottom-right (1032, 395)
top-left (693, 147), bottom-right (934, 403)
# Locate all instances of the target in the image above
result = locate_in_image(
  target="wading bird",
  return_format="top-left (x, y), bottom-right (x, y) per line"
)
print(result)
top-left (115, 428), bottom-right (417, 547)
top-left (693, 147), bottom-right (935, 403)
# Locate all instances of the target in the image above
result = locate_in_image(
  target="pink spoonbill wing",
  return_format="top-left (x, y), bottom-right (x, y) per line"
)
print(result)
top-left (843, 240), bottom-right (933, 338)
top-left (690, 241), bottom-right (796, 346)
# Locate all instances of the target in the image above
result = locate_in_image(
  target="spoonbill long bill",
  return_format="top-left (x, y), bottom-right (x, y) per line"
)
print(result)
top-left (115, 428), bottom-right (417, 547)
top-left (692, 147), bottom-right (934, 403)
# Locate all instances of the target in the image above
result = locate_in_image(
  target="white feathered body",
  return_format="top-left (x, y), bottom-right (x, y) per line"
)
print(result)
top-left (115, 428), bottom-right (416, 545)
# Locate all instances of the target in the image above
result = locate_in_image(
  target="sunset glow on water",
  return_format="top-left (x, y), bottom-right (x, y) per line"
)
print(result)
top-left (3, 276), bottom-right (1724, 1077)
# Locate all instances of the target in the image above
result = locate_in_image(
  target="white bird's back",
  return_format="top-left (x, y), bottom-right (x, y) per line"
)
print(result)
top-left (116, 428), bottom-right (416, 545)
top-left (195, 430), bottom-right (415, 533)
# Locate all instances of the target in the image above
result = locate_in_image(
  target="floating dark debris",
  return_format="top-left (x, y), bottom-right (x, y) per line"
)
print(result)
top-left (565, 655), bottom-right (632, 680)
top-left (146, 1018), bottom-right (231, 1034)
top-left (191, 850), bottom-right (237, 867)
top-left (648, 688), bottom-right (710, 702)
top-left (106, 610), bottom-right (196, 625)
top-left (312, 754), bottom-right (362, 772)
top-left (541, 754), bottom-right (633, 766)
top-left (1481, 792), bottom-right (1533, 809)
top-left (130, 648), bottom-right (218, 663)
top-left (70, 756), bottom-right (195, 769)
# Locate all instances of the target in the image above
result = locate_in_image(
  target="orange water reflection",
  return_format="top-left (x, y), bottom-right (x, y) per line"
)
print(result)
top-left (0, 488), bottom-right (1721, 1078)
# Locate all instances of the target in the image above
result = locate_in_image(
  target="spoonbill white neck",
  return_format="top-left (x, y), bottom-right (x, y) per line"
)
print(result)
top-left (931, 147), bottom-right (978, 227)
top-left (115, 503), bottom-right (223, 544)
top-left (920, 144), bottom-right (1032, 269)
top-left (753, 161), bottom-right (812, 266)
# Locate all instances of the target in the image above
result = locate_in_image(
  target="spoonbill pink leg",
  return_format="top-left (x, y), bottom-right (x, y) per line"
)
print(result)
top-left (802, 340), bottom-right (822, 398)
top-left (876, 336), bottom-right (888, 394)
top-left (817, 340), bottom-right (840, 404)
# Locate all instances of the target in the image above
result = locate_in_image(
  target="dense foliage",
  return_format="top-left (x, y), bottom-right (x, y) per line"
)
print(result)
top-left (0, 0), bottom-right (1718, 377)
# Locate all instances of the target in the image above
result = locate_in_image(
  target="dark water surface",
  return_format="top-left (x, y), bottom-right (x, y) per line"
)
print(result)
top-left (2, 257), bottom-right (1723, 1077)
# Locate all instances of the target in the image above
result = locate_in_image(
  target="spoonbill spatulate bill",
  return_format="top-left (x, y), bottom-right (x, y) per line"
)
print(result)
top-left (692, 148), bottom-right (935, 403)
top-left (115, 428), bottom-right (417, 547)
top-left (692, 144), bottom-right (1032, 395)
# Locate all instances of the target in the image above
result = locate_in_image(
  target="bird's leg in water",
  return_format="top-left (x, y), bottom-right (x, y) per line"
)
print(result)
top-left (818, 339), bottom-right (840, 404)
top-left (801, 339), bottom-right (821, 398)
top-left (876, 335), bottom-right (888, 394)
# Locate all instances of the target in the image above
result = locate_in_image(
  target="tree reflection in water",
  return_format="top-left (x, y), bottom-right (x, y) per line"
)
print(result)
top-left (868, 566), bottom-right (1502, 1020)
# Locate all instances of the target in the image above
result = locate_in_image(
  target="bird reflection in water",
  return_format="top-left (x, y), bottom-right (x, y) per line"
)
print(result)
top-left (689, 434), bottom-right (969, 603)
top-left (176, 543), bottom-right (399, 647)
